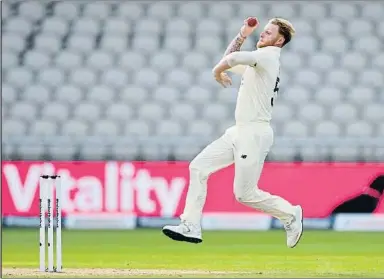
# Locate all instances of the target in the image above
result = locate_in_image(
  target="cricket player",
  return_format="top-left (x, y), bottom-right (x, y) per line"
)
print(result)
top-left (163, 17), bottom-right (303, 248)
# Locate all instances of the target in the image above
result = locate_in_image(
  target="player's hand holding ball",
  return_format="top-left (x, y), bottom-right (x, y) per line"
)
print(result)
top-left (240, 17), bottom-right (259, 38)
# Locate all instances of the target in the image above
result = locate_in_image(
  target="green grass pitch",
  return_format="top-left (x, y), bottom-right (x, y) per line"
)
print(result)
top-left (2, 228), bottom-right (384, 278)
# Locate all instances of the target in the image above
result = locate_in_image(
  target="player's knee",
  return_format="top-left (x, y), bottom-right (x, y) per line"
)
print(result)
top-left (234, 187), bottom-right (261, 203)
top-left (234, 188), bottom-right (249, 203)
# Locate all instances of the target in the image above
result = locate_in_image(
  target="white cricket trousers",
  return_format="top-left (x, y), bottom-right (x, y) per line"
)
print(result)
top-left (180, 122), bottom-right (296, 226)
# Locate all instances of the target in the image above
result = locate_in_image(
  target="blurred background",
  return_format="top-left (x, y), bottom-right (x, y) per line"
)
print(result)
top-left (2, 0), bottom-right (383, 162)
top-left (2, 1), bottom-right (384, 276)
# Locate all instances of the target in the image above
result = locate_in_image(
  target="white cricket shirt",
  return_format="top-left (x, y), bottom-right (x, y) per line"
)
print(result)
top-left (226, 46), bottom-right (281, 124)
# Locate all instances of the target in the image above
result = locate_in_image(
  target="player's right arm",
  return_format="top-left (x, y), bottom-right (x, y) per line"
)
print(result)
top-left (222, 18), bottom-right (259, 75)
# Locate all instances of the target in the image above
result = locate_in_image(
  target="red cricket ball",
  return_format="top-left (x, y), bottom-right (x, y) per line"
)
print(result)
top-left (247, 17), bottom-right (258, 27)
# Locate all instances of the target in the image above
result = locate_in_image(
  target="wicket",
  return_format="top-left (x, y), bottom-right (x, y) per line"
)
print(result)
top-left (39, 175), bottom-right (62, 272)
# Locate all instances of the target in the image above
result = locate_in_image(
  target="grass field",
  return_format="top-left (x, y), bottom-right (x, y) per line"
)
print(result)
top-left (2, 228), bottom-right (384, 278)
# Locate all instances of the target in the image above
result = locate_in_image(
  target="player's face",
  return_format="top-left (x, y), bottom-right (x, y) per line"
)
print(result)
top-left (256, 23), bottom-right (284, 48)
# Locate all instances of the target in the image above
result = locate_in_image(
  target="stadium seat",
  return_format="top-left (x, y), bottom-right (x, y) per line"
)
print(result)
top-left (83, 3), bottom-right (111, 21)
top-left (298, 104), bottom-right (325, 125)
top-left (105, 104), bottom-right (133, 121)
top-left (170, 103), bottom-right (197, 122)
top-left (17, 145), bottom-right (46, 160)
top-left (165, 18), bottom-right (192, 35)
top-left (24, 51), bottom-right (52, 70)
top-left (163, 35), bottom-right (191, 54)
top-left (362, 3), bottom-right (384, 20)
top-left (67, 35), bottom-right (95, 53)
top-left (119, 51), bottom-right (146, 71)
top-left (125, 120), bottom-right (151, 137)
top-left (135, 18), bottom-right (163, 35)
top-left (68, 68), bottom-right (97, 89)
top-left (37, 67), bottom-right (65, 88)
top-left (173, 144), bottom-right (202, 160)
top-left (101, 68), bottom-right (128, 90)
top-left (309, 53), bottom-right (335, 72)
top-left (41, 17), bottom-right (69, 37)
top-left (331, 104), bottom-right (358, 125)
top-left (346, 121), bottom-right (373, 137)
top-left (283, 121), bottom-right (309, 137)
top-left (100, 35), bottom-right (127, 54)
top-left (62, 120), bottom-right (89, 136)
top-left (363, 104), bottom-right (384, 123)
top-left (2, 84), bottom-right (17, 104)
top-left (151, 52), bottom-right (178, 72)
top-left (80, 144), bottom-right (108, 160)
top-left (93, 120), bottom-right (120, 137)
top-left (34, 34), bottom-right (62, 54)
top-left (4, 17), bottom-right (33, 36)
top-left (165, 68), bottom-right (193, 90)
top-left (41, 102), bottom-right (69, 122)
top-left (88, 85), bottom-right (115, 104)
top-left (316, 20), bottom-right (343, 37)
top-left (47, 144), bottom-right (78, 160)
top-left (23, 84), bottom-right (51, 104)
top-left (182, 52), bottom-right (209, 71)
top-left (196, 19), bottom-right (222, 36)
top-left (147, 2), bottom-right (174, 20)
top-left (10, 102), bottom-right (37, 121)
top-left (177, 2), bottom-right (204, 21)
top-left (3, 34), bottom-right (25, 53)
top-left (137, 103), bottom-right (166, 121)
top-left (152, 87), bottom-right (180, 104)
top-left (315, 87), bottom-right (342, 105)
top-left (3, 119), bottom-right (27, 136)
top-left (54, 51), bottom-right (83, 70)
top-left (156, 120), bottom-right (183, 136)
top-left (314, 121), bottom-right (341, 137)
top-left (7, 67), bottom-right (34, 89)
top-left (341, 52), bottom-right (367, 71)
top-left (116, 3), bottom-right (145, 20)
top-left (132, 35), bottom-right (160, 53)
top-left (73, 103), bottom-right (101, 122)
top-left (71, 18), bottom-right (100, 36)
top-left (134, 68), bottom-right (160, 89)
top-left (31, 120), bottom-right (58, 136)
top-left (347, 19), bottom-right (373, 37)
top-left (331, 3), bottom-right (357, 19)
top-left (238, 3), bottom-right (265, 19)
top-left (120, 86), bottom-right (149, 104)
top-left (184, 86), bottom-right (212, 104)
top-left (55, 85), bottom-right (83, 104)
top-left (331, 147), bottom-right (360, 161)
top-left (86, 51), bottom-right (114, 70)
top-left (54, 2), bottom-right (81, 21)
top-left (3, 51), bottom-right (19, 69)
top-left (111, 144), bottom-right (141, 160)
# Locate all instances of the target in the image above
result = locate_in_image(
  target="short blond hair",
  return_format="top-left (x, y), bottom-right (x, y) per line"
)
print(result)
top-left (269, 18), bottom-right (296, 47)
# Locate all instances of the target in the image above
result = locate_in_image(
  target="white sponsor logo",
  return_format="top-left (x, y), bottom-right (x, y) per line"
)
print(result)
top-left (3, 162), bottom-right (186, 216)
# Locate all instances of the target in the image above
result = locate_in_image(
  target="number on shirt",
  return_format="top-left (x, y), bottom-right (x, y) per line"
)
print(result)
top-left (271, 76), bottom-right (280, 107)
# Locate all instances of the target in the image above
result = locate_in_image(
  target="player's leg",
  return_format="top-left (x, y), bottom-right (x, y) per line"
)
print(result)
top-left (162, 127), bottom-right (235, 243)
top-left (233, 126), bottom-right (303, 248)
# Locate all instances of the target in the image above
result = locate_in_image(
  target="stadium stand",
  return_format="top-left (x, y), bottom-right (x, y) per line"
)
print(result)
top-left (2, 1), bottom-right (383, 161)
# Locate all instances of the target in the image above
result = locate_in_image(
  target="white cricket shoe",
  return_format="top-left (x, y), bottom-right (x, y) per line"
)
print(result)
top-left (162, 221), bottom-right (203, 244)
top-left (284, 205), bottom-right (303, 248)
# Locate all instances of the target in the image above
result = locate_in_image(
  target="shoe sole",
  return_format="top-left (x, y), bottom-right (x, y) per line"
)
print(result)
top-left (162, 228), bottom-right (203, 244)
top-left (290, 206), bottom-right (304, 248)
